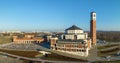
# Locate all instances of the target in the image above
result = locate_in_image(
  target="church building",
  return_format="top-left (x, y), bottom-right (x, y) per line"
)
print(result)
top-left (50, 12), bottom-right (96, 57)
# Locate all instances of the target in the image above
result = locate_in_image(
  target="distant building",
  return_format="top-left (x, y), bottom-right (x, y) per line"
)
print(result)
top-left (50, 12), bottom-right (96, 57)
top-left (13, 34), bottom-right (44, 44)
top-left (5, 31), bottom-right (22, 33)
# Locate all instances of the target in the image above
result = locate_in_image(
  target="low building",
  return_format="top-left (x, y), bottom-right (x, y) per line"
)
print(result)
top-left (13, 34), bottom-right (44, 44)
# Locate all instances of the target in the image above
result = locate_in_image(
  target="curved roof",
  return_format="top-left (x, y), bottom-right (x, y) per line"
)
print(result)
top-left (65, 25), bottom-right (82, 30)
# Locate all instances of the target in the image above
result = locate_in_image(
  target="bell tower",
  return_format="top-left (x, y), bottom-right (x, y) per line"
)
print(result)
top-left (90, 11), bottom-right (96, 45)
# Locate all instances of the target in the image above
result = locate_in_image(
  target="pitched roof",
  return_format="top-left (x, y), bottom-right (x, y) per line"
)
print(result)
top-left (66, 25), bottom-right (82, 30)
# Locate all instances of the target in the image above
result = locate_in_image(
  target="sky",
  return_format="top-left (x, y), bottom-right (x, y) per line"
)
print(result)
top-left (0, 0), bottom-right (120, 32)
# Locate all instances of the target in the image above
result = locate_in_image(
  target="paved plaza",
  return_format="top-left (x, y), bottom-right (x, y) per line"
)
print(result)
top-left (0, 43), bottom-right (42, 51)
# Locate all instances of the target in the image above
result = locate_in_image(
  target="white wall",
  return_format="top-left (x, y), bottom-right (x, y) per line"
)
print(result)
top-left (67, 30), bottom-right (83, 34)
top-left (91, 12), bottom-right (96, 20)
top-left (65, 35), bottom-right (74, 40)
top-left (77, 35), bottom-right (85, 39)
top-left (76, 33), bottom-right (88, 39)
top-left (75, 30), bottom-right (83, 33)
top-left (64, 33), bottom-right (88, 40)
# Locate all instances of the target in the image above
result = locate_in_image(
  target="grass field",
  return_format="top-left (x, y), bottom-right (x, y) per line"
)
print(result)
top-left (97, 44), bottom-right (120, 57)
top-left (94, 60), bottom-right (120, 63)
top-left (0, 36), bottom-right (12, 44)
top-left (0, 49), bottom-right (41, 58)
top-left (97, 44), bottom-right (120, 50)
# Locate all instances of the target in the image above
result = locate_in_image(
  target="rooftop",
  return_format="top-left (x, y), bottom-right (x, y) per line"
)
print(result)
top-left (65, 25), bottom-right (82, 30)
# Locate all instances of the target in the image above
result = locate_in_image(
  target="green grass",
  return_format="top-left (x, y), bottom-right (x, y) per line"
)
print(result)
top-left (98, 47), bottom-right (120, 57)
top-left (97, 44), bottom-right (120, 57)
top-left (97, 44), bottom-right (119, 50)
top-left (94, 60), bottom-right (120, 63)
top-left (0, 49), bottom-right (42, 58)
top-left (0, 36), bottom-right (12, 44)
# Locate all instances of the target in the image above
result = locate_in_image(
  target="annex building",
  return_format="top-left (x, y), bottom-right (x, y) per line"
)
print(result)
top-left (13, 34), bottom-right (44, 44)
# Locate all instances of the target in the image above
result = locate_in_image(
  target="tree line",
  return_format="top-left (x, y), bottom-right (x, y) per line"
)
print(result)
top-left (87, 31), bottom-right (120, 42)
